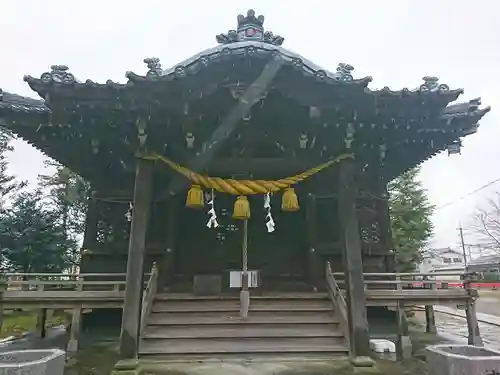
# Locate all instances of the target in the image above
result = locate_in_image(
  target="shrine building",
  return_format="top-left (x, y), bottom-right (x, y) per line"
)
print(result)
top-left (0, 9), bottom-right (490, 365)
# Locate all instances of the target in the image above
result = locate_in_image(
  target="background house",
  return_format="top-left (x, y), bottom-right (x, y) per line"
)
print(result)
top-left (419, 247), bottom-right (465, 273)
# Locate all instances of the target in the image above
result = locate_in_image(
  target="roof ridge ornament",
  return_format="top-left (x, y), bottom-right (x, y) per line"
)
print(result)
top-left (335, 63), bottom-right (354, 81)
top-left (420, 76), bottom-right (450, 93)
top-left (216, 9), bottom-right (284, 46)
top-left (144, 57), bottom-right (163, 78)
top-left (39, 65), bottom-right (77, 84)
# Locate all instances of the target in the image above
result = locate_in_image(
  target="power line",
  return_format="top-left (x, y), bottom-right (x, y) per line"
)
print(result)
top-left (435, 177), bottom-right (500, 211)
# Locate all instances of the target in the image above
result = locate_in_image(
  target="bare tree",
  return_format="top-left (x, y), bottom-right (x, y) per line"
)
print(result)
top-left (470, 192), bottom-right (500, 253)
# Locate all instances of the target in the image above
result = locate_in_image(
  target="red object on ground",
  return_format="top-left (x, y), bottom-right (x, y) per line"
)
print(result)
top-left (408, 282), bottom-right (500, 289)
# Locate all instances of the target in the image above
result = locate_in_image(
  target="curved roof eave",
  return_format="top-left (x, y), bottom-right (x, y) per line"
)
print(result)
top-left (21, 41), bottom-right (466, 106)
top-left (124, 41), bottom-right (464, 103)
top-left (0, 89), bottom-right (51, 114)
top-left (125, 41), bottom-right (373, 89)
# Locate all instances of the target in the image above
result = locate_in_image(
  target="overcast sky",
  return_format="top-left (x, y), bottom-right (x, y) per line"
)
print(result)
top-left (1, 0), bottom-right (498, 249)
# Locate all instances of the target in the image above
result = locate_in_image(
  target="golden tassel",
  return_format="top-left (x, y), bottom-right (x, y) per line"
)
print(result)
top-left (233, 196), bottom-right (251, 220)
top-left (282, 187), bottom-right (299, 212)
top-left (186, 184), bottom-right (204, 209)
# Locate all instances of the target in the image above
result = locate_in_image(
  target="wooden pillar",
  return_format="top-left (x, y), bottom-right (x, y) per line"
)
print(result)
top-left (306, 193), bottom-right (319, 291)
top-left (424, 277), bottom-right (437, 334)
top-left (67, 279), bottom-right (83, 354)
top-left (159, 196), bottom-right (178, 288)
top-left (82, 189), bottom-right (99, 250)
top-left (374, 161), bottom-right (394, 272)
top-left (425, 305), bottom-right (437, 333)
top-left (35, 308), bottom-right (47, 339)
top-left (395, 301), bottom-right (412, 360)
top-left (79, 190), bottom-right (99, 274)
top-left (395, 277), bottom-right (412, 360)
top-left (119, 159), bottom-right (153, 359)
top-left (67, 305), bottom-right (82, 355)
top-left (464, 276), bottom-right (483, 346)
top-left (338, 157), bottom-right (372, 364)
top-left (0, 285), bottom-right (5, 332)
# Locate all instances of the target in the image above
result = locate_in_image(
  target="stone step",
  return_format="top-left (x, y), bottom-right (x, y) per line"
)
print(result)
top-left (155, 292), bottom-right (329, 301)
top-left (139, 337), bottom-right (347, 355)
top-left (142, 323), bottom-right (342, 339)
top-left (152, 299), bottom-right (332, 313)
top-left (139, 351), bottom-right (347, 362)
top-left (147, 311), bottom-right (338, 325)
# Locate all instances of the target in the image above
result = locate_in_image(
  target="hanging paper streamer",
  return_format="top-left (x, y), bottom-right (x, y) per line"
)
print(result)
top-left (125, 202), bottom-right (133, 222)
top-left (206, 189), bottom-right (219, 228)
top-left (264, 193), bottom-right (275, 233)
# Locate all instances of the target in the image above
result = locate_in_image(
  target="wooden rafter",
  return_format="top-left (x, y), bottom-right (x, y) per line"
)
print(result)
top-left (156, 55), bottom-right (284, 201)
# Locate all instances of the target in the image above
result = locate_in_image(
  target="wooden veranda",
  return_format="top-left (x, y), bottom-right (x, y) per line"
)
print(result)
top-left (0, 268), bottom-right (483, 360)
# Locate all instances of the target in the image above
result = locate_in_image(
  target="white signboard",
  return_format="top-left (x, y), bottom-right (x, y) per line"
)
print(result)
top-left (229, 270), bottom-right (259, 288)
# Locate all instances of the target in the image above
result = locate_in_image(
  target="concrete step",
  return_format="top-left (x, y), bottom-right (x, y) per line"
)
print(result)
top-left (142, 323), bottom-right (342, 339)
top-left (147, 311), bottom-right (338, 325)
top-left (139, 337), bottom-right (347, 355)
top-left (152, 299), bottom-right (332, 313)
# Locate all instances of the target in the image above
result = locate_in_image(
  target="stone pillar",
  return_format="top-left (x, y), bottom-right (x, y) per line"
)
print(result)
top-left (119, 159), bottom-right (153, 359)
top-left (338, 157), bottom-right (372, 365)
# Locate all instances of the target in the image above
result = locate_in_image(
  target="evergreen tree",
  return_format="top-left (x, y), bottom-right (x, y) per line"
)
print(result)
top-left (0, 190), bottom-right (75, 273)
top-left (0, 128), bottom-right (26, 212)
top-left (38, 160), bottom-right (89, 267)
top-left (389, 167), bottom-right (434, 272)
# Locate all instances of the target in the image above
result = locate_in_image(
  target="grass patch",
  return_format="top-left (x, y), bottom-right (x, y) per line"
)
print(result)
top-left (1, 309), bottom-right (69, 339)
top-left (64, 342), bottom-right (119, 375)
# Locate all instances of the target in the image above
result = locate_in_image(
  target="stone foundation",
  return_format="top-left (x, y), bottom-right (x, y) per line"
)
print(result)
top-left (0, 349), bottom-right (65, 375)
top-left (427, 344), bottom-right (500, 375)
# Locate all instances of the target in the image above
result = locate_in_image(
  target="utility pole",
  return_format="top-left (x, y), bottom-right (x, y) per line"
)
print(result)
top-left (459, 226), bottom-right (468, 268)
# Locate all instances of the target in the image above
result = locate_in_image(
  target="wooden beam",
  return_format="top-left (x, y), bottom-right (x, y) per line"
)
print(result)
top-left (156, 55), bottom-right (284, 201)
top-left (93, 189), bottom-right (133, 200)
top-left (207, 158), bottom-right (316, 175)
top-left (119, 158), bottom-right (153, 360)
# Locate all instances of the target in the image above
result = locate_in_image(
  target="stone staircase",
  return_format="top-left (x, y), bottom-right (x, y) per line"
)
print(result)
top-left (139, 293), bottom-right (349, 360)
